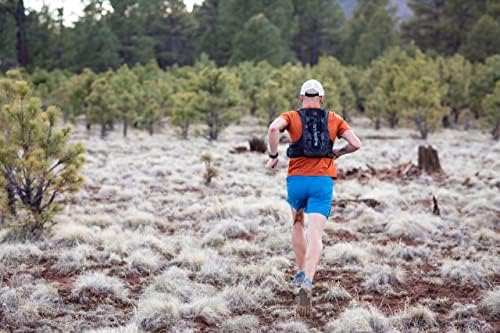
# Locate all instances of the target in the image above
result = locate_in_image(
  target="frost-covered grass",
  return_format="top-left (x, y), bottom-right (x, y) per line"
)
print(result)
top-left (73, 272), bottom-right (128, 301)
top-left (1, 120), bottom-right (499, 331)
top-left (326, 305), bottom-right (392, 333)
top-left (440, 259), bottom-right (493, 286)
top-left (480, 288), bottom-right (500, 319)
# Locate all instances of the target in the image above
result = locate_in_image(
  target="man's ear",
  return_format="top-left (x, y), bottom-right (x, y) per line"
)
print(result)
top-left (299, 96), bottom-right (304, 103)
top-left (319, 96), bottom-right (324, 104)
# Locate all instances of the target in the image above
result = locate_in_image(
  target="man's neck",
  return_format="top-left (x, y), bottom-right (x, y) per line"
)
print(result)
top-left (302, 103), bottom-right (321, 109)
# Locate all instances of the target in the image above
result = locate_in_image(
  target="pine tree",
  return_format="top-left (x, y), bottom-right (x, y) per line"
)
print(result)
top-left (230, 14), bottom-right (291, 66)
top-left (68, 3), bottom-right (121, 72)
top-left (194, 65), bottom-right (241, 140)
top-left (352, 5), bottom-right (399, 66)
top-left (461, 15), bottom-right (500, 63)
top-left (481, 81), bottom-right (500, 140)
top-left (85, 72), bottom-right (119, 138)
top-left (395, 52), bottom-right (442, 139)
top-left (366, 86), bottom-right (386, 129)
top-left (170, 91), bottom-right (198, 139)
top-left (0, 78), bottom-right (85, 236)
top-left (237, 61), bottom-right (272, 115)
top-left (402, 0), bottom-right (490, 57)
top-left (145, 0), bottom-right (196, 68)
top-left (343, 0), bottom-right (398, 66)
top-left (110, 65), bottom-right (140, 137)
top-left (436, 55), bottom-right (472, 126)
top-left (313, 57), bottom-right (355, 119)
top-left (292, 0), bottom-right (346, 65)
top-left (192, 0), bottom-right (226, 65)
top-left (57, 69), bottom-right (95, 125)
top-left (470, 55), bottom-right (500, 117)
top-left (256, 69), bottom-right (289, 125)
top-left (108, 0), bottom-right (156, 66)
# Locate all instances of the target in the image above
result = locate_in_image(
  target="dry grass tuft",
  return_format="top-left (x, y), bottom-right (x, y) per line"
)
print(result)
top-left (85, 323), bottom-right (140, 333)
top-left (221, 239), bottom-right (260, 256)
top-left (223, 284), bottom-right (274, 311)
top-left (0, 243), bottom-right (43, 267)
top-left (52, 222), bottom-right (97, 244)
top-left (440, 259), bottom-right (492, 286)
top-left (276, 320), bottom-right (310, 333)
top-left (327, 305), bottom-right (392, 333)
top-left (136, 293), bottom-right (180, 332)
top-left (232, 262), bottom-right (287, 285)
top-left (181, 295), bottom-right (229, 325)
top-left (448, 303), bottom-right (478, 320)
top-left (174, 247), bottom-right (216, 270)
top-left (385, 213), bottom-right (441, 240)
top-left (213, 219), bottom-right (251, 239)
top-left (51, 244), bottom-right (96, 275)
top-left (479, 287), bottom-right (500, 319)
top-left (146, 267), bottom-right (216, 303)
top-left (220, 314), bottom-right (260, 333)
top-left (318, 283), bottom-right (352, 302)
top-left (323, 242), bottom-right (371, 266)
top-left (73, 272), bottom-right (128, 301)
top-left (392, 305), bottom-right (437, 331)
top-left (361, 264), bottom-right (405, 294)
top-left (387, 242), bottom-right (429, 262)
top-left (127, 247), bottom-right (162, 273)
top-left (473, 228), bottom-right (500, 246)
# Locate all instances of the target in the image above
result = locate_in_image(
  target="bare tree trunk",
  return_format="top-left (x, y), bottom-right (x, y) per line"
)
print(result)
top-left (388, 112), bottom-right (398, 128)
top-left (181, 122), bottom-right (189, 139)
top-left (451, 107), bottom-right (460, 125)
top-left (4, 174), bottom-right (17, 217)
top-left (418, 145), bottom-right (443, 174)
top-left (123, 119), bottom-right (128, 137)
top-left (492, 121), bottom-right (500, 141)
top-left (250, 105), bottom-right (257, 116)
top-left (415, 117), bottom-right (428, 139)
top-left (375, 117), bottom-right (381, 130)
top-left (16, 0), bottom-right (28, 67)
top-left (100, 123), bottom-right (106, 138)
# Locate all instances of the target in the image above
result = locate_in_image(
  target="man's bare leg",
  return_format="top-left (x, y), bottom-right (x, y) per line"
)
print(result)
top-left (297, 212), bottom-right (326, 316)
top-left (304, 213), bottom-right (327, 281)
top-left (291, 209), bottom-right (306, 271)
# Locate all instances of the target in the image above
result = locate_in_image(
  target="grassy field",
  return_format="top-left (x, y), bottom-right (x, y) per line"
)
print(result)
top-left (0, 116), bottom-right (499, 333)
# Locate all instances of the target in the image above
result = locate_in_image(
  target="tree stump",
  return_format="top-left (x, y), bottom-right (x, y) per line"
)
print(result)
top-left (249, 137), bottom-right (267, 153)
top-left (418, 145), bottom-right (443, 174)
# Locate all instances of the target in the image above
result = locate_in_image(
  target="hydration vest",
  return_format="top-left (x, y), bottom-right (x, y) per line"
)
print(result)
top-left (286, 108), bottom-right (335, 158)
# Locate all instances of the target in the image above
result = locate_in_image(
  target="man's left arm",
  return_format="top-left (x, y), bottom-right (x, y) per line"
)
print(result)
top-left (333, 129), bottom-right (361, 159)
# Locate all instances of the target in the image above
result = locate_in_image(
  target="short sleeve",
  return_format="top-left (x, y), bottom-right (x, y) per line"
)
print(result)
top-left (279, 111), bottom-right (294, 130)
top-left (335, 114), bottom-right (350, 138)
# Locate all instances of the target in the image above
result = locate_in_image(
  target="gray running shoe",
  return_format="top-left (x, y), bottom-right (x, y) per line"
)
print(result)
top-left (297, 278), bottom-right (313, 317)
top-left (292, 271), bottom-right (305, 287)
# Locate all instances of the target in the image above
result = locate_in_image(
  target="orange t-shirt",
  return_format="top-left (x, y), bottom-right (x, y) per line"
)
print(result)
top-left (280, 110), bottom-right (350, 178)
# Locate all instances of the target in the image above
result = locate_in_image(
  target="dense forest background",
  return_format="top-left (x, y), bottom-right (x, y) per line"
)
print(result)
top-left (0, 0), bottom-right (499, 142)
top-left (1, 0), bottom-right (499, 71)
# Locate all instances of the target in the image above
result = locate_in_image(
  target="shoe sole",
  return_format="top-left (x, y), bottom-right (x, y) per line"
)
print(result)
top-left (296, 287), bottom-right (312, 317)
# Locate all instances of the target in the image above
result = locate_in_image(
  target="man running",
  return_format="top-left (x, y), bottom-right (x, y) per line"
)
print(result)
top-left (266, 79), bottom-right (361, 315)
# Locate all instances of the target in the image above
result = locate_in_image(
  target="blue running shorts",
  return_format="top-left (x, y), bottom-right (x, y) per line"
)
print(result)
top-left (286, 176), bottom-right (334, 218)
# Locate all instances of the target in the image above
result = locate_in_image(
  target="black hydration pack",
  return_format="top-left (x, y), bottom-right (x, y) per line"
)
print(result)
top-left (286, 108), bottom-right (335, 158)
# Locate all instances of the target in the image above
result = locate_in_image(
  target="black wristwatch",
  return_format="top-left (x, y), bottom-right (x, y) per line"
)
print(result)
top-left (268, 152), bottom-right (279, 159)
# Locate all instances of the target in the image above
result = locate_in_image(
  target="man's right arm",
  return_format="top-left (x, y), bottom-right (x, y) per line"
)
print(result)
top-left (268, 117), bottom-right (288, 155)
top-left (266, 117), bottom-right (288, 170)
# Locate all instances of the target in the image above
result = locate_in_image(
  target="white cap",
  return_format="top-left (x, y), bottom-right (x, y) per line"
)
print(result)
top-left (300, 79), bottom-right (324, 97)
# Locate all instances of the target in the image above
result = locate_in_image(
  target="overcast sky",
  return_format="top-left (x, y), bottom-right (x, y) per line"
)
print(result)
top-left (25, 0), bottom-right (204, 25)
